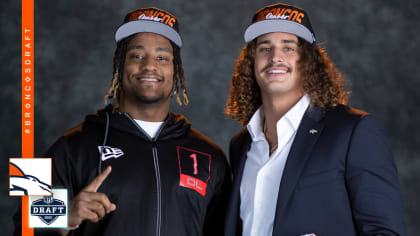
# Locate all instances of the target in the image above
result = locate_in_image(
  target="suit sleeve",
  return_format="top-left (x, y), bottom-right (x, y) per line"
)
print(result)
top-left (346, 115), bottom-right (407, 235)
top-left (203, 151), bottom-right (232, 236)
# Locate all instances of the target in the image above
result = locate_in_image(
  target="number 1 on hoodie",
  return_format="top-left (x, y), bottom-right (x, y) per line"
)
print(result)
top-left (189, 153), bottom-right (198, 175)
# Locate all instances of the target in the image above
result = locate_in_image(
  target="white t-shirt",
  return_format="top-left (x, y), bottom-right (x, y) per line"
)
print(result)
top-left (134, 119), bottom-right (164, 139)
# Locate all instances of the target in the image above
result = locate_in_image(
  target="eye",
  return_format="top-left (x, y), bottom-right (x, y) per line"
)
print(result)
top-left (156, 55), bottom-right (171, 64)
top-left (129, 53), bottom-right (144, 61)
top-left (128, 52), bottom-right (144, 60)
top-left (133, 55), bottom-right (143, 60)
top-left (283, 47), bottom-right (295, 52)
top-left (259, 47), bottom-right (272, 53)
top-left (157, 55), bottom-right (169, 61)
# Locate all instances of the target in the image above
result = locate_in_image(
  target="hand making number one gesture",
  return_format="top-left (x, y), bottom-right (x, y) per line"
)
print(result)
top-left (64, 166), bottom-right (116, 233)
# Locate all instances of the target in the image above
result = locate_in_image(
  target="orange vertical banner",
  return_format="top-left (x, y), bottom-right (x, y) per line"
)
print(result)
top-left (21, 0), bottom-right (34, 235)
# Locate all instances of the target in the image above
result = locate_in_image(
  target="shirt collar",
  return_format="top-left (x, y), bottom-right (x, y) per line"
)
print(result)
top-left (283, 94), bottom-right (310, 131)
top-left (247, 94), bottom-right (310, 141)
top-left (247, 106), bottom-right (265, 141)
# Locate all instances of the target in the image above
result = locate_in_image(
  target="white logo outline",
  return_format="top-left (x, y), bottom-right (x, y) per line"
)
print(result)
top-left (98, 146), bottom-right (125, 161)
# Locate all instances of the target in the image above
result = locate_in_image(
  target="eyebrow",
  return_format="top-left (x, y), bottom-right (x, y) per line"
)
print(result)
top-left (155, 47), bottom-right (172, 53)
top-left (127, 45), bottom-right (172, 53)
top-left (257, 39), bottom-right (298, 46)
top-left (127, 45), bottom-right (144, 51)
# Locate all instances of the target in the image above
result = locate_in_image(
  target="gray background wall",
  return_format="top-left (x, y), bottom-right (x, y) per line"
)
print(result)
top-left (2, 0), bottom-right (419, 235)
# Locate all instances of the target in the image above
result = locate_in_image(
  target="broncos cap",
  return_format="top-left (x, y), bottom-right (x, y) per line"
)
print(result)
top-left (115, 7), bottom-right (183, 47)
top-left (244, 3), bottom-right (316, 44)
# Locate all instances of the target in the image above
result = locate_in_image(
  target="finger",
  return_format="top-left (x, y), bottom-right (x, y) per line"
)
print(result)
top-left (79, 192), bottom-right (115, 213)
top-left (110, 203), bottom-right (116, 212)
top-left (83, 166), bottom-right (112, 192)
top-left (85, 201), bottom-right (107, 220)
top-left (81, 207), bottom-right (100, 223)
top-left (69, 196), bottom-right (113, 226)
top-left (69, 200), bottom-right (97, 226)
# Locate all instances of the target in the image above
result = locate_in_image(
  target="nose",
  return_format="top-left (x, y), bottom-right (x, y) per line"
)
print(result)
top-left (271, 47), bottom-right (284, 63)
top-left (141, 55), bottom-right (157, 72)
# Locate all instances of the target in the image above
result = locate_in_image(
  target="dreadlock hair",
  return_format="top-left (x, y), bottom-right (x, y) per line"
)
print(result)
top-left (104, 35), bottom-right (189, 107)
top-left (170, 41), bottom-right (189, 106)
top-left (225, 38), bottom-right (350, 126)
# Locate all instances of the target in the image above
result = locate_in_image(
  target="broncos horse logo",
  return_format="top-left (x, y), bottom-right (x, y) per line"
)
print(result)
top-left (9, 162), bottom-right (52, 196)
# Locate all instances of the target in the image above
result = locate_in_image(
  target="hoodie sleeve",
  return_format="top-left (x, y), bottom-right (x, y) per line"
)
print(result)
top-left (12, 137), bottom-right (75, 236)
top-left (203, 150), bottom-right (232, 236)
top-left (46, 137), bottom-right (78, 198)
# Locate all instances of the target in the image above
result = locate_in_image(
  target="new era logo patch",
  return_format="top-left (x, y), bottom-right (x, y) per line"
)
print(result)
top-left (9, 158), bottom-right (52, 196)
top-left (98, 146), bottom-right (124, 161)
top-left (29, 189), bottom-right (68, 228)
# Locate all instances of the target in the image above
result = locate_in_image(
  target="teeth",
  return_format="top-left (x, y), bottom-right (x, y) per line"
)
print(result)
top-left (268, 69), bottom-right (287, 74)
top-left (140, 78), bottom-right (159, 82)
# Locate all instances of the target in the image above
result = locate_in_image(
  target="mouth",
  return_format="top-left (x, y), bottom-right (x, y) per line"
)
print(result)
top-left (139, 78), bottom-right (161, 82)
top-left (265, 66), bottom-right (290, 76)
top-left (134, 74), bottom-right (163, 83)
top-left (267, 69), bottom-right (288, 74)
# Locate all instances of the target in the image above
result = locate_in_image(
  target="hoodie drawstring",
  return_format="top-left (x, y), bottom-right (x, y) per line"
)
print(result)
top-left (98, 111), bottom-right (110, 175)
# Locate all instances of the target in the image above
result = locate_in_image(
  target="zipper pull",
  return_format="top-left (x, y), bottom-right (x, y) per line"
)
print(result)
top-left (152, 139), bottom-right (157, 148)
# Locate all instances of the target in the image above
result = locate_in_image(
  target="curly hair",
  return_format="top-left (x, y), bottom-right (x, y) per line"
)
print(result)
top-left (225, 38), bottom-right (350, 126)
top-left (104, 35), bottom-right (189, 107)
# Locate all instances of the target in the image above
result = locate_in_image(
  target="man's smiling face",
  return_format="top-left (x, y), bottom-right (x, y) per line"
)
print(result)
top-left (254, 32), bottom-right (303, 99)
top-left (121, 32), bottom-right (174, 105)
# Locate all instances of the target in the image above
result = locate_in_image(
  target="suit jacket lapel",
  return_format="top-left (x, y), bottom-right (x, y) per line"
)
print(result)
top-left (225, 131), bottom-right (251, 236)
top-left (273, 106), bottom-right (325, 232)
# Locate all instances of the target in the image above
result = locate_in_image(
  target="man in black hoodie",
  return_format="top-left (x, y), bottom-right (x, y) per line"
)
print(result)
top-left (15, 7), bottom-right (231, 236)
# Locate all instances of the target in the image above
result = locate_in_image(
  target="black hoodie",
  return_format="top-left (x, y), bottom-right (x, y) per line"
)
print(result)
top-left (38, 106), bottom-right (231, 236)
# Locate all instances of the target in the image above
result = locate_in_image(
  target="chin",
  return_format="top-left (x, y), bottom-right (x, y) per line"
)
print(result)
top-left (135, 94), bottom-right (169, 105)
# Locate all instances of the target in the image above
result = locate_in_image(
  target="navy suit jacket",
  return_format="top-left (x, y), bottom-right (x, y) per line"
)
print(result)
top-left (225, 105), bottom-right (407, 236)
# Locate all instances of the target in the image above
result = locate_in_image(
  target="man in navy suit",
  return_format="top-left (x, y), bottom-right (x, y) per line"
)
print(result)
top-left (224, 3), bottom-right (407, 236)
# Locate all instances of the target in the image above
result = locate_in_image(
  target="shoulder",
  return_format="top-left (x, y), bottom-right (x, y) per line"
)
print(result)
top-left (322, 104), bottom-right (379, 129)
top-left (188, 128), bottom-right (227, 162)
top-left (62, 120), bottom-right (103, 146)
top-left (48, 123), bottom-right (84, 152)
top-left (228, 128), bottom-right (251, 172)
top-left (187, 128), bottom-right (230, 182)
top-left (47, 117), bottom-right (103, 158)
top-left (324, 104), bottom-right (368, 120)
top-left (321, 104), bottom-right (387, 142)
top-left (189, 128), bottom-right (225, 155)
top-left (230, 128), bottom-right (250, 150)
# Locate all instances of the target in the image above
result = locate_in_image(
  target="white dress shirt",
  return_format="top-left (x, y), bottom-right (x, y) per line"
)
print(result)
top-left (240, 94), bottom-right (310, 236)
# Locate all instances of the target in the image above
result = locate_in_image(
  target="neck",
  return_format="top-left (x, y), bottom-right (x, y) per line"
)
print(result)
top-left (261, 91), bottom-right (304, 124)
top-left (261, 91), bottom-right (304, 151)
top-left (119, 98), bottom-right (170, 122)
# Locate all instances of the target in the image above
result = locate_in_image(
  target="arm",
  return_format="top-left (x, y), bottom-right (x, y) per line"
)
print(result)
top-left (44, 137), bottom-right (115, 235)
top-left (203, 152), bottom-right (232, 236)
top-left (346, 115), bottom-right (407, 235)
top-left (12, 137), bottom-right (74, 236)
